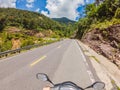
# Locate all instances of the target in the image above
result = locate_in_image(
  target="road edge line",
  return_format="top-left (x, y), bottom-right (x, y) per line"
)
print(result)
top-left (75, 39), bottom-right (95, 83)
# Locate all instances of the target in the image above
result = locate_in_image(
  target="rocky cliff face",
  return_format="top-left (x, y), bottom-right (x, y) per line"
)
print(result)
top-left (82, 24), bottom-right (120, 67)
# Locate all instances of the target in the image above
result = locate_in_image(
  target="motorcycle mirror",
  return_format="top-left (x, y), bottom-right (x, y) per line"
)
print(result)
top-left (36, 73), bottom-right (54, 85)
top-left (36, 73), bottom-right (48, 81)
top-left (93, 82), bottom-right (105, 90)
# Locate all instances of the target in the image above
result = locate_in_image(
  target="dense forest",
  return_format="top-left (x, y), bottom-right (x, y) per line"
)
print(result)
top-left (0, 8), bottom-right (77, 52)
top-left (77, 0), bottom-right (120, 38)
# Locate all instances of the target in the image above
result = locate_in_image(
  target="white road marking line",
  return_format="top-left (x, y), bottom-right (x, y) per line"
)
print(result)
top-left (87, 70), bottom-right (95, 83)
top-left (74, 40), bottom-right (95, 83)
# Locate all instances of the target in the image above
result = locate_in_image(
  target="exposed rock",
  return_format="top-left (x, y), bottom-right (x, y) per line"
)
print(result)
top-left (99, 44), bottom-right (115, 60)
top-left (110, 40), bottom-right (119, 48)
top-left (24, 30), bottom-right (53, 37)
top-left (24, 30), bottom-right (38, 36)
top-left (35, 32), bottom-right (44, 38)
top-left (43, 30), bottom-right (53, 37)
top-left (12, 38), bottom-right (21, 50)
top-left (7, 27), bottom-right (21, 33)
top-left (82, 24), bottom-right (120, 67)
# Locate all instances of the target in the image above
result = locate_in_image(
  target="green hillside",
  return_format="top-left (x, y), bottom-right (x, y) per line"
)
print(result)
top-left (0, 8), bottom-right (63, 31)
top-left (0, 8), bottom-right (77, 52)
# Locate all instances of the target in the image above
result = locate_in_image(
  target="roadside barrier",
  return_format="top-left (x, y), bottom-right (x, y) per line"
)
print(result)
top-left (0, 41), bottom-right (57, 58)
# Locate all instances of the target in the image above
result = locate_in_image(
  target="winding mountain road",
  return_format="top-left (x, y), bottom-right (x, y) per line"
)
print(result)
top-left (0, 39), bottom-right (96, 90)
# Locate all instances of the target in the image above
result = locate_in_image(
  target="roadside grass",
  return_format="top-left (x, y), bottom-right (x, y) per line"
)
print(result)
top-left (82, 49), bottom-right (100, 63)
top-left (111, 79), bottom-right (120, 90)
top-left (83, 50), bottom-right (89, 52)
top-left (89, 56), bottom-right (100, 63)
top-left (117, 87), bottom-right (120, 90)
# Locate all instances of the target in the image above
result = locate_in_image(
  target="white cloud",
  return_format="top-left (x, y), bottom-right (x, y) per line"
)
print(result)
top-left (26, 0), bottom-right (35, 8)
top-left (26, 0), bottom-right (34, 3)
top-left (26, 3), bottom-right (33, 8)
top-left (0, 0), bottom-right (16, 8)
top-left (86, 0), bottom-right (89, 3)
top-left (41, 10), bottom-right (49, 17)
top-left (35, 8), bottom-right (40, 12)
top-left (44, 0), bottom-right (85, 20)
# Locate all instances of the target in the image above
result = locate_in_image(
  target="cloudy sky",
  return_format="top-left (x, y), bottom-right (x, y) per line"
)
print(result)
top-left (0, 0), bottom-right (95, 20)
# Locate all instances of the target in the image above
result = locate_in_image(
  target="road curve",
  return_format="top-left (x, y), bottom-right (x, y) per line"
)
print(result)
top-left (0, 39), bottom-right (94, 90)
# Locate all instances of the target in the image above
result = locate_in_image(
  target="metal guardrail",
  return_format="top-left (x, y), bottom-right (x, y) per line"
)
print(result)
top-left (0, 41), bottom-right (56, 58)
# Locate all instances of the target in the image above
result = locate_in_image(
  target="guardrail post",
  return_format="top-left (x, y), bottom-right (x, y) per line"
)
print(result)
top-left (5, 54), bottom-right (8, 57)
top-left (18, 50), bottom-right (21, 53)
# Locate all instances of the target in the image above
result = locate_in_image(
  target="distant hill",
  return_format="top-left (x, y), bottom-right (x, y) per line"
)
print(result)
top-left (52, 17), bottom-right (75, 24)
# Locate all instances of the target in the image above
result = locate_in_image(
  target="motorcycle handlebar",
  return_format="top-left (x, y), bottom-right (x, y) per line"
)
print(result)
top-left (37, 73), bottom-right (105, 90)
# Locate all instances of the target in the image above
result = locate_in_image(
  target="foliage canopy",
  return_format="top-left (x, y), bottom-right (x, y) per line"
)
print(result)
top-left (77, 0), bottom-right (120, 38)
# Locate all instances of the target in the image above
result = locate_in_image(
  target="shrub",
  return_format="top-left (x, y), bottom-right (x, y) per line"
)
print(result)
top-left (112, 18), bottom-right (120, 25)
top-left (0, 40), bottom-right (12, 52)
top-left (21, 39), bottom-right (34, 47)
top-left (115, 8), bottom-right (120, 19)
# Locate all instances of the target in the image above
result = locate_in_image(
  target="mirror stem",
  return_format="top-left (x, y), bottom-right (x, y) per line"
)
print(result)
top-left (84, 85), bottom-right (93, 90)
top-left (48, 79), bottom-right (54, 86)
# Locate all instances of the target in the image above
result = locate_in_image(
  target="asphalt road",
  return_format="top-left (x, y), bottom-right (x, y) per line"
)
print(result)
top-left (0, 39), bottom-right (95, 90)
